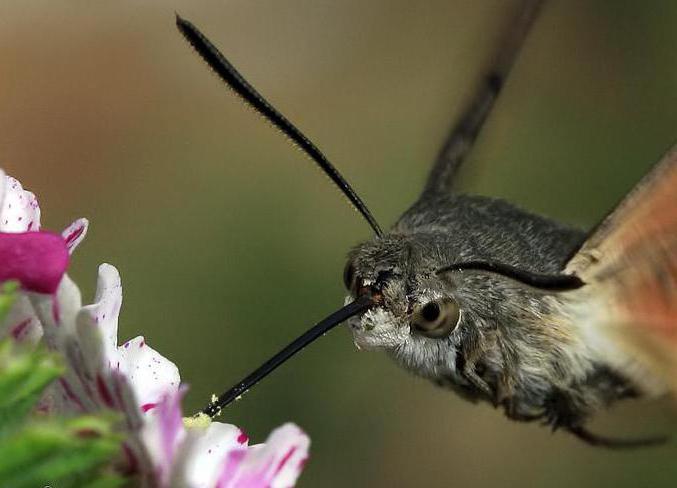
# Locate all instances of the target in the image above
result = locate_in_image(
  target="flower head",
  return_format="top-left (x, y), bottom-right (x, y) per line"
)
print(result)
top-left (0, 170), bottom-right (83, 345)
top-left (0, 170), bottom-right (70, 295)
top-left (0, 170), bottom-right (310, 487)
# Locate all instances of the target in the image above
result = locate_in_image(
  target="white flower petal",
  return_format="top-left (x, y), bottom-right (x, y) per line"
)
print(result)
top-left (30, 274), bottom-right (83, 345)
top-left (39, 263), bottom-right (178, 434)
top-left (0, 172), bottom-right (41, 232)
top-left (0, 170), bottom-right (4, 212)
top-left (1, 295), bottom-right (42, 344)
top-left (216, 423), bottom-right (310, 488)
top-left (118, 336), bottom-right (180, 411)
top-left (61, 218), bottom-right (89, 254)
top-left (174, 419), bottom-right (247, 488)
top-left (79, 263), bottom-right (122, 360)
top-left (25, 274), bottom-right (92, 415)
top-left (34, 267), bottom-right (124, 415)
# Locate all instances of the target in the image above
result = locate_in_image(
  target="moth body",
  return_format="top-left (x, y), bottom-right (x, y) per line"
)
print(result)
top-left (346, 192), bottom-right (649, 431)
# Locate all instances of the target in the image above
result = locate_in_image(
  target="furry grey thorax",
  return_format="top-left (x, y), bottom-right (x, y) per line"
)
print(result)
top-left (345, 192), bottom-right (635, 430)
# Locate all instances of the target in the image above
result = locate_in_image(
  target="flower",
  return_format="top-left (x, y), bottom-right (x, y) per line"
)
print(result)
top-left (0, 170), bottom-right (74, 295)
top-left (0, 170), bottom-right (310, 487)
top-left (39, 263), bottom-right (310, 488)
top-left (0, 169), bottom-right (83, 344)
top-left (146, 388), bottom-right (309, 487)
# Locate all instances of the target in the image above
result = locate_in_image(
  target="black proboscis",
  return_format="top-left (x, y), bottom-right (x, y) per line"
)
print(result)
top-left (175, 14), bottom-right (383, 237)
top-left (437, 260), bottom-right (585, 291)
top-left (202, 295), bottom-right (373, 417)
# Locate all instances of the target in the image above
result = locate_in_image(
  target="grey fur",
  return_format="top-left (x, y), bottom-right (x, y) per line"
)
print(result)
top-left (345, 192), bottom-right (637, 434)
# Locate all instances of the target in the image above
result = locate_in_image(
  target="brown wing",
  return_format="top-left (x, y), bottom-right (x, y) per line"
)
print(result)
top-left (565, 144), bottom-right (677, 394)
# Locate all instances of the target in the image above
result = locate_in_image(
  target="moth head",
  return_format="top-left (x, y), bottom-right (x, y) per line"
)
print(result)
top-left (341, 231), bottom-right (583, 379)
top-left (341, 235), bottom-right (464, 374)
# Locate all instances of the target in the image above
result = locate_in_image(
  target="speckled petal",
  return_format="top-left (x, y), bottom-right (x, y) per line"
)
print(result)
top-left (118, 335), bottom-right (180, 411)
top-left (215, 423), bottom-right (310, 488)
top-left (0, 171), bottom-right (41, 232)
top-left (174, 419), bottom-right (246, 488)
top-left (30, 273), bottom-right (83, 341)
top-left (78, 263), bottom-right (122, 363)
top-left (48, 264), bottom-right (178, 421)
top-left (0, 294), bottom-right (42, 343)
top-left (61, 218), bottom-right (89, 254)
top-left (31, 275), bottom-right (92, 414)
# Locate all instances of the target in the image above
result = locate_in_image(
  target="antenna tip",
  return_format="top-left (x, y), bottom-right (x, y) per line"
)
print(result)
top-left (175, 12), bottom-right (190, 31)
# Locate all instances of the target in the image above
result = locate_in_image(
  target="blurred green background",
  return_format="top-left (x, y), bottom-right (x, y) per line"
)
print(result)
top-left (2, 0), bottom-right (677, 486)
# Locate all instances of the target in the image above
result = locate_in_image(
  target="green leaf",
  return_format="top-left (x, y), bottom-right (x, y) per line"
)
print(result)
top-left (0, 340), bottom-right (63, 436)
top-left (0, 414), bottom-right (124, 488)
top-left (0, 281), bottom-right (18, 324)
top-left (81, 476), bottom-right (127, 488)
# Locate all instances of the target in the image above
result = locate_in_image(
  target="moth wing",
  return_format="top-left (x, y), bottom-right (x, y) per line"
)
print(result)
top-left (565, 144), bottom-right (677, 395)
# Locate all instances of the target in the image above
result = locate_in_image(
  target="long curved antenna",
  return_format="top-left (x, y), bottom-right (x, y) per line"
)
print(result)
top-left (424, 0), bottom-right (545, 194)
top-left (201, 295), bottom-right (374, 418)
top-left (176, 14), bottom-right (383, 237)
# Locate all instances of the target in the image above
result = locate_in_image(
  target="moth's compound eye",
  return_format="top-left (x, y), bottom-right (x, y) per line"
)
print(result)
top-left (343, 261), bottom-right (356, 291)
top-left (411, 298), bottom-right (460, 338)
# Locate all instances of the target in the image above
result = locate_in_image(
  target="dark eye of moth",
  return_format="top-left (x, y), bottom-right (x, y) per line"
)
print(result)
top-left (343, 261), bottom-right (356, 291)
top-left (420, 302), bottom-right (440, 322)
top-left (412, 298), bottom-right (460, 338)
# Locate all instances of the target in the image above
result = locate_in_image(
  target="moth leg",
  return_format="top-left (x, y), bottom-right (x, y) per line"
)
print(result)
top-left (496, 379), bottom-right (545, 422)
top-left (433, 375), bottom-right (482, 404)
top-left (568, 425), bottom-right (669, 449)
top-left (462, 361), bottom-right (493, 399)
top-left (503, 404), bottom-right (545, 422)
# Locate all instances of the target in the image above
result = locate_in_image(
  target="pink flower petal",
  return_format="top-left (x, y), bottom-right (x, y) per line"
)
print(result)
top-left (0, 231), bottom-right (68, 294)
top-left (157, 388), bottom-right (185, 462)
top-left (216, 423), bottom-right (310, 488)
top-left (0, 171), bottom-right (41, 232)
top-left (142, 387), bottom-right (187, 487)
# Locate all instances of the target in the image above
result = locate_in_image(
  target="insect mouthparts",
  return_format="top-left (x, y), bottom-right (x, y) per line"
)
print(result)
top-left (200, 295), bottom-right (374, 418)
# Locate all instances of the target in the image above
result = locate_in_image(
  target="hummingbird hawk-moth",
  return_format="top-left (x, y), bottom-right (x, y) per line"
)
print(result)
top-left (175, 1), bottom-right (676, 448)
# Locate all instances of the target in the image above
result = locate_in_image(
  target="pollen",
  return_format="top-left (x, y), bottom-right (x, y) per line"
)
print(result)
top-left (183, 412), bottom-right (212, 429)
